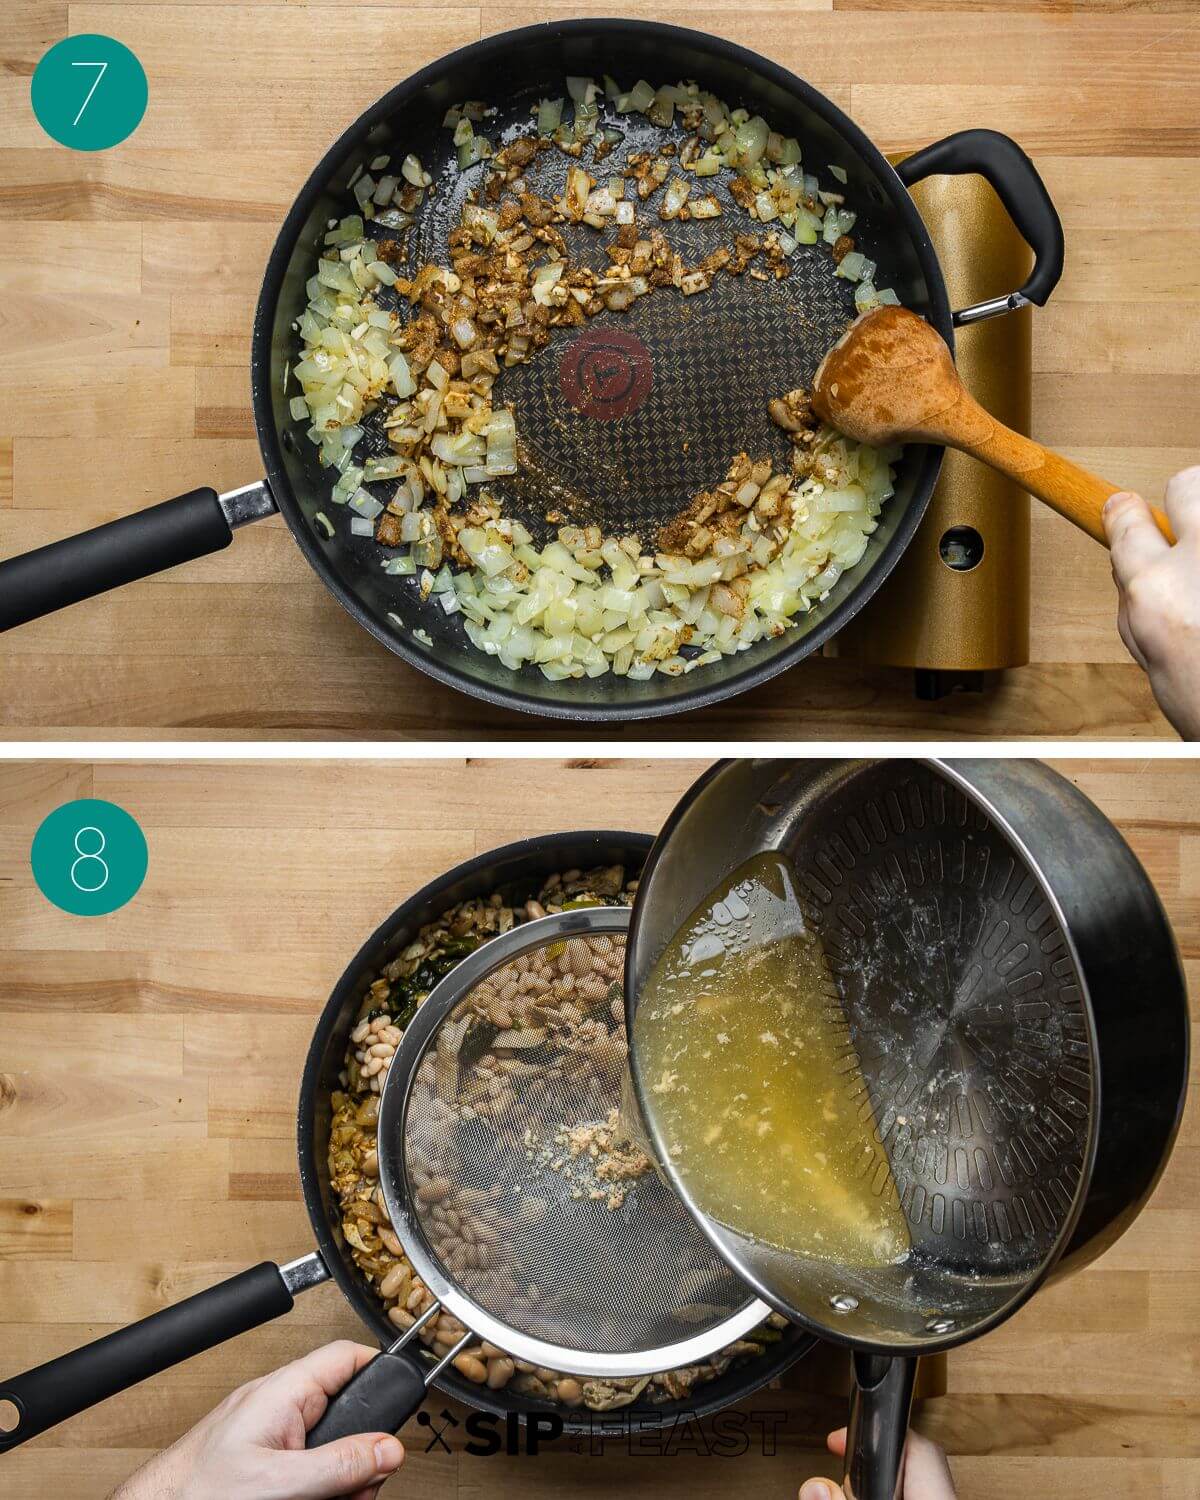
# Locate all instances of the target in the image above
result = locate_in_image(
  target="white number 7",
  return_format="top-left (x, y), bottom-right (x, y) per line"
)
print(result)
top-left (70, 60), bottom-right (108, 126)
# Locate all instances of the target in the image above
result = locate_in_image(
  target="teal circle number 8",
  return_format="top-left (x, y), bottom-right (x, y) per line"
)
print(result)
top-left (31, 799), bottom-right (148, 916)
top-left (31, 34), bottom-right (148, 152)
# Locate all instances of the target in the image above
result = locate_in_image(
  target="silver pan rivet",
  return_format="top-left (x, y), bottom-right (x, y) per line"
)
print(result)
top-left (926, 1316), bottom-right (955, 1333)
top-left (830, 1294), bottom-right (859, 1313)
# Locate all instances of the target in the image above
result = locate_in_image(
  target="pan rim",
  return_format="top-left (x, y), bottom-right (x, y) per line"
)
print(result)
top-left (251, 19), bottom-right (952, 720)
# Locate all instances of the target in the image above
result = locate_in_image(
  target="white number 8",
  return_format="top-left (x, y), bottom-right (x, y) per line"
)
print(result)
top-left (70, 826), bottom-right (110, 893)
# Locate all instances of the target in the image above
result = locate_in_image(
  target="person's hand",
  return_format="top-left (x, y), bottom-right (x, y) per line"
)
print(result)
top-left (109, 1342), bottom-right (405, 1500)
top-left (1105, 468), bottom-right (1200, 740)
top-left (799, 1426), bottom-right (958, 1500)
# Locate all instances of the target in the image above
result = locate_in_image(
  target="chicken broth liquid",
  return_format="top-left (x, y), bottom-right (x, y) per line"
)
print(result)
top-left (634, 851), bottom-right (910, 1269)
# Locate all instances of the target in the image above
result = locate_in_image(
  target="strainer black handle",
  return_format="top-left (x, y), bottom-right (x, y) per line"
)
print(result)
top-left (305, 1346), bottom-right (429, 1449)
top-left (896, 129), bottom-right (1064, 323)
top-left (844, 1353), bottom-right (917, 1500)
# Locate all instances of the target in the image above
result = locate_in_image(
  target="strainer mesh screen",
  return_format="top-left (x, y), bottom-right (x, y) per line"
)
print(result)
top-left (401, 930), bottom-right (750, 1356)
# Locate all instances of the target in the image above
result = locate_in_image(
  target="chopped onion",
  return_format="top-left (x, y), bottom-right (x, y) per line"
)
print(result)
top-left (362, 454), bottom-right (409, 482)
top-left (836, 250), bottom-right (867, 281)
top-left (660, 178), bottom-right (691, 219)
top-left (349, 489), bottom-right (384, 520)
top-left (537, 97), bottom-right (564, 134)
top-left (855, 281), bottom-right (881, 312)
top-left (616, 79), bottom-right (655, 114)
top-left (330, 467), bottom-right (363, 505)
top-left (574, 100), bottom-right (600, 140)
top-left (734, 116), bottom-right (769, 165)
top-left (648, 88), bottom-right (674, 127)
top-left (531, 261), bottom-right (564, 305)
top-left (457, 135), bottom-right (491, 170)
top-left (485, 409), bottom-right (517, 475)
top-left (754, 191), bottom-right (778, 223)
top-left (389, 353), bottom-right (416, 398)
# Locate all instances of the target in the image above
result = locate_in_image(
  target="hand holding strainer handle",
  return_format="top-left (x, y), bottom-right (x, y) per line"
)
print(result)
top-left (305, 1306), bottom-right (471, 1449)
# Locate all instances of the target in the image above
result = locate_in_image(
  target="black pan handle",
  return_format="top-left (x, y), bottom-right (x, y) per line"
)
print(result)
top-left (0, 479), bottom-right (277, 632)
top-left (306, 1347), bottom-right (430, 1448)
top-left (896, 129), bottom-right (1064, 323)
top-left (0, 1261), bottom-right (296, 1452)
top-left (843, 1352), bottom-right (918, 1500)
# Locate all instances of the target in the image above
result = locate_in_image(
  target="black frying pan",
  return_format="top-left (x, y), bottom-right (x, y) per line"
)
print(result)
top-left (0, 831), bottom-right (813, 1454)
top-left (0, 22), bottom-right (1063, 721)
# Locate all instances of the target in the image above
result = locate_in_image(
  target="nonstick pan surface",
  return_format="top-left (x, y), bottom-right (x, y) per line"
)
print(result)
top-left (256, 20), bottom-right (951, 720)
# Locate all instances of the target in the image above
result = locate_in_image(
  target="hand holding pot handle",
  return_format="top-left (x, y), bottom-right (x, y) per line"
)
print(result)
top-left (799, 1424), bottom-right (959, 1500)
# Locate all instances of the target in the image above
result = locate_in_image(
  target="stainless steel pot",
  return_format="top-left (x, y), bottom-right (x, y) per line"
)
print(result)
top-left (626, 759), bottom-right (1189, 1499)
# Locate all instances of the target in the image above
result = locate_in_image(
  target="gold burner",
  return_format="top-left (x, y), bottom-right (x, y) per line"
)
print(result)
top-left (828, 154), bottom-right (1033, 691)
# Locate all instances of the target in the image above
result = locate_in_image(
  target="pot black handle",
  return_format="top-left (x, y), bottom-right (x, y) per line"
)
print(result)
top-left (843, 1352), bottom-right (918, 1500)
top-left (305, 1347), bottom-right (430, 1449)
top-left (0, 479), bottom-right (277, 632)
top-left (0, 1261), bottom-right (296, 1452)
top-left (895, 129), bottom-right (1064, 323)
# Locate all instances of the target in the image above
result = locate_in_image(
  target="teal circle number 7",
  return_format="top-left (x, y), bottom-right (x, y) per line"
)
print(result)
top-left (31, 34), bottom-right (148, 151)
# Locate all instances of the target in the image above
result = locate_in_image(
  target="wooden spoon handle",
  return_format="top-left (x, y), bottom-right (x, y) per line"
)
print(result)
top-left (948, 395), bottom-right (1175, 546)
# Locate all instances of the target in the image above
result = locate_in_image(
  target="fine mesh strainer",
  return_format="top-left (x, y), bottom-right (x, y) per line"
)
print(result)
top-left (625, 758), bottom-right (1189, 1500)
top-left (306, 905), bottom-right (768, 1449)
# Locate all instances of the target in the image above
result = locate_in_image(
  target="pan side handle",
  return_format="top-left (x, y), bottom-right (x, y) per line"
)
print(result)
top-left (896, 129), bottom-right (1063, 325)
top-left (0, 1258), bottom-right (313, 1452)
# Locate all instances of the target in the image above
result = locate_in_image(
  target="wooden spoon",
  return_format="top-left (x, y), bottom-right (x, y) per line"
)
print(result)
top-left (812, 305), bottom-right (1174, 545)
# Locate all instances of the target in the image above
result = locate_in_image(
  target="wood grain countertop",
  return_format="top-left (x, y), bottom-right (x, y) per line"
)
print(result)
top-left (1, 1), bottom-right (1197, 739)
top-left (0, 756), bottom-right (1196, 1498)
